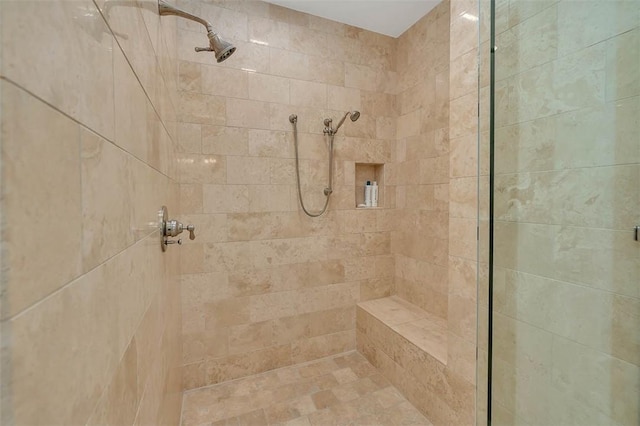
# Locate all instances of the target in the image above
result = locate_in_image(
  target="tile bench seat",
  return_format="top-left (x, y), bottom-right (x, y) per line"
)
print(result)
top-left (357, 296), bottom-right (447, 364)
top-left (357, 296), bottom-right (463, 424)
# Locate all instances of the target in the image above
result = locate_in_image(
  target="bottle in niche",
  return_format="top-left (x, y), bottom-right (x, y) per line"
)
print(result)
top-left (371, 181), bottom-right (378, 207)
top-left (364, 181), bottom-right (372, 207)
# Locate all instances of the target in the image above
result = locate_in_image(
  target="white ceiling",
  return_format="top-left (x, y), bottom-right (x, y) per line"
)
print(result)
top-left (262, 0), bottom-right (442, 38)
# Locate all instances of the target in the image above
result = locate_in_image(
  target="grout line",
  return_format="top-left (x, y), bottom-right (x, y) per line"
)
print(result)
top-left (3, 229), bottom-right (161, 323)
top-left (491, 308), bottom-right (639, 370)
top-left (491, 91), bottom-right (640, 131)
top-left (182, 349), bottom-right (359, 395)
top-left (488, 264), bottom-right (639, 302)
top-left (492, 218), bottom-right (637, 233)
top-left (91, 0), bottom-right (179, 146)
top-left (0, 77), bottom-right (175, 182)
top-left (492, 161), bottom-right (640, 177)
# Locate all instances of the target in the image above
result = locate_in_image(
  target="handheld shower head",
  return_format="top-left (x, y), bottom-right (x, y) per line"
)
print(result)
top-left (332, 110), bottom-right (361, 134)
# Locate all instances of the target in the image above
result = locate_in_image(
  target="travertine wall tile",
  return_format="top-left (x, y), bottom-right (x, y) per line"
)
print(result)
top-left (1, 82), bottom-right (83, 318)
top-left (328, 85), bottom-right (362, 112)
top-left (1, 1), bottom-right (183, 423)
top-left (206, 344), bottom-right (292, 384)
top-left (203, 184), bottom-right (250, 213)
top-left (488, 1), bottom-right (640, 424)
top-left (177, 0), bottom-right (401, 391)
top-left (443, 0), bottom-right (480, 422)
top-left (450, 9), bottom-right (478, 61)
top-left (226, 98), bottom-right (270, 129)
top-left (178, 122), bottom-right (203, 153)
top-left (202, 125), bottom-right (249, 156)
top-left (269, 48), bottom-right (311, 80)
top-left (290, 80), bottom-right (328, 108)
top-left (248, 72), bottom-right (290, 104)
top-left (170, 8), bottom-right (487, 426)
top-left (495, 166), bottom-right (638, 229)
top-left (81, 128), bottom-right (136, 271)
top-left (1, 0), bottom-right (115, 140)
top-left (179, 60), bottom-right (202, 93)
top-left (114, 49), bottom-right (153, 163)
top-left (394, 0), bottom-right (452, 321)
top-left (351, 2), bottom-right (480, 424)
top-left (201, 65), bottom-right (249, 99)
top-left (180, 184), bottom-right (204, 214)
top-left (179, 91), bottom-right (226, 125)
top-left (292, 330), bottom-right (356, 364)
top-left (178, 154), bottom-right (227, 184)
top-left (249, 15), bottom-right (290, 50)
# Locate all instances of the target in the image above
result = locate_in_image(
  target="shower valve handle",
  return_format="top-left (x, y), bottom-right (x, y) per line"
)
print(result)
top-left (164, 219), bottom-right (196, 240)
top-left (186, 224), bottom-right (196, 240)
top-left (159, 206), bottom-right (197, 251)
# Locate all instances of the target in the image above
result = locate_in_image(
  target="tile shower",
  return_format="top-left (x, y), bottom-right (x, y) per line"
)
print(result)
top-left (173, 1), bottom-right (479, 424)
top-left (4, 0), bottom-right (638, 424)
top-left (0, 0), bottom-right (545, 425)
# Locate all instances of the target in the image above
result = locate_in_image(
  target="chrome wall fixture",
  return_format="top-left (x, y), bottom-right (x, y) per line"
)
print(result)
top-left (159, 206), bottom-right (196, 251)
top-left (323, 110), bottom-right (360, 136)
top-left (158, 0), bottom-right (236, 63)
top-left (289, 110), bottom-right (361, 217)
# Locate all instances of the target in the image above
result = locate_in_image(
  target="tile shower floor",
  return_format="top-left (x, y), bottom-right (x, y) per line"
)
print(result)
top-left (181, 351), bottom-right (432, 426)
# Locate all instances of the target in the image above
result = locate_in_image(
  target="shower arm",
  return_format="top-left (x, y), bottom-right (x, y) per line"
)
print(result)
top-left (158, 0), bottom-right (217, 52)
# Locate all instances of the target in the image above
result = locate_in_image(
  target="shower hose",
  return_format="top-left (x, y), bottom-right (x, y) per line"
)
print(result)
top-left (289, 114), bottom-right (333, 217)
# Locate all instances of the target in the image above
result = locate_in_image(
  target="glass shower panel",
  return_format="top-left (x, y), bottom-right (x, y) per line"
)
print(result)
top-left (476, 0), bottom-right (492, 425)
top-left (487, 0), bottom-right (640, 424)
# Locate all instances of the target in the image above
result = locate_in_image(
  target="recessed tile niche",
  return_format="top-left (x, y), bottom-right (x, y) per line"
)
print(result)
top-left (355, 163), bottom-right (384, 208)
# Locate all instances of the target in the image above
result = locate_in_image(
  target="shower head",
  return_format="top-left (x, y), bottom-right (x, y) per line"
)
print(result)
top-left (194, 31), bottom-right (236, 62)
top-left (159, 0), bottom-right (236, 63)
top-left (332, 110), bottom-right (361, 134)
top-left (207, 33), bottom-right (236, 63)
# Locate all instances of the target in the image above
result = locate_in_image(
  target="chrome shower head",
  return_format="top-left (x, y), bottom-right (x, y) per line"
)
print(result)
top-left (332, 110), bottom-right (361, 134)
top-left (208, 33), bottom-right (236, 63)
top-left (159, 0), bottom-right (236, 63)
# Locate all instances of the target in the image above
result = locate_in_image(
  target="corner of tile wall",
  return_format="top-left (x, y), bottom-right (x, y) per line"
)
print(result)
top-left (175, 0), bottom-right (400, 391)
top-left (0, 0), bottom-right (183, 424)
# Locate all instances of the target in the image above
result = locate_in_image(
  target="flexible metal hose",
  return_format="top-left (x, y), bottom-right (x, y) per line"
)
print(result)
top-left (289, 114), bottom-right (332, 217)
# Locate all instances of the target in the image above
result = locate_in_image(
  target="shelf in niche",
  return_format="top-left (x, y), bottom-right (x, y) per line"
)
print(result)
top-left (355, 163), bottom-right (384, 209)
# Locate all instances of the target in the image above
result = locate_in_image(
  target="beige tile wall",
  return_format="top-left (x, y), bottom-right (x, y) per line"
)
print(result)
top-left (488, 0), bottom-right (640, 425)
top-left (447, 0), bottom-right (481, 405)
top-left (1, 1), bottom-right (182, 424)
top-left (0, 0), bottom-right (488, 422)
top-left (177, 7), bottom-right (485, 423)
top-left (176, 0), bottom-right (397, 390)
top-left (393, 0), bottom-right (452, 322)
top-left (376, 0), bottom-right (481, 423)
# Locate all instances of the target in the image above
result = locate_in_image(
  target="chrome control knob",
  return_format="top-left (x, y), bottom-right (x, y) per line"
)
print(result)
top-left (165, 220), bottom-right (196, 239)
top-left (159, 206), bottom-right (196, 251)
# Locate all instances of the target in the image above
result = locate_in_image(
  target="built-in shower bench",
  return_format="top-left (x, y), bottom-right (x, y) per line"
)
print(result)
top-left (356, 296), bottom-right (448, 418)
top-left (356, 296), bottom-right (447, 364)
